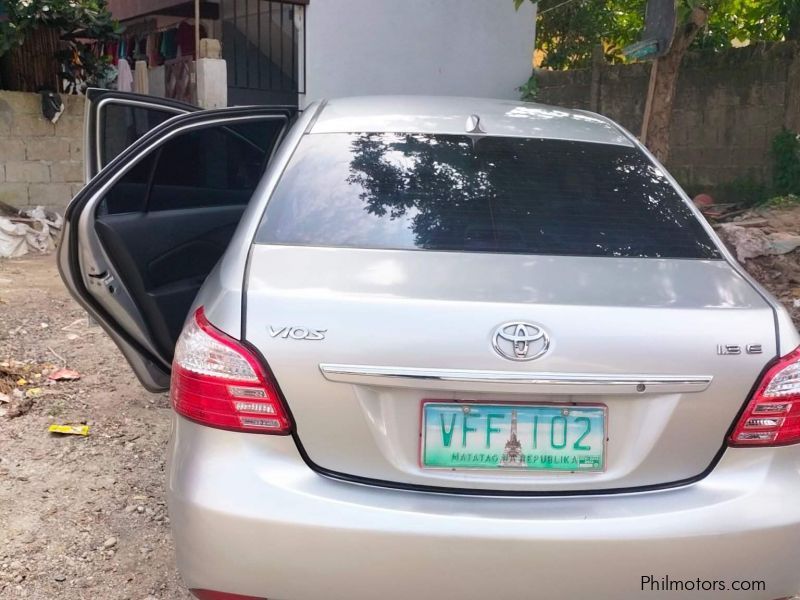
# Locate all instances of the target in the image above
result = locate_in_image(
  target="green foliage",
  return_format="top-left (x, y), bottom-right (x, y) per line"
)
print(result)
top-left (0, 0), bottom-right (121, 56)
top-left (715, 176), bottom-right (770, 207)
top-left (523, 0), bottom-right (646, 70)
top-left (772, 129), bottom-right (800, 197)
top-left (518, 73), bottom-right (538, 101)
top-left (697, 0), bottom-right (799, 49)
top-left (763, 193), bottom-right (800, 208)
top-left (702, 131), bottom-right (800, 207)
top-left (516, 0), bottom-right (798, 70)
top-left (56, 41), bottom-right (115, 88)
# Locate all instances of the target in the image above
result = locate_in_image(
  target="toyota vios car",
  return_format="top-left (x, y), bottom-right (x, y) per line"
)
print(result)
top-left (60, 91), bottom-right (800, 599)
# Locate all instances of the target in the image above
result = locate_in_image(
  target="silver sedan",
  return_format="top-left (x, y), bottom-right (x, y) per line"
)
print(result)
top-left (60, 92), bottom-right (800, 599)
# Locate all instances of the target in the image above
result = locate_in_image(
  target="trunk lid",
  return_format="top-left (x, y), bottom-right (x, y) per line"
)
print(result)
top-left (245, 246), bottom-right (775, 493)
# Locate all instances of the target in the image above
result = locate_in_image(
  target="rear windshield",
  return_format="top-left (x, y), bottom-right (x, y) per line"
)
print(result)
top-left (256, 133), bottom-right (720, 259)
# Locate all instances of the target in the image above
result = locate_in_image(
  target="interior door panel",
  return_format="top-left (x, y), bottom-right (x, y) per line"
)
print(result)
top-left (60, 100), bottom-right (293, 391)
top-left (95, 206), bottom-right (246, 355)
top-left (91, 117), bottom-right (287, 359)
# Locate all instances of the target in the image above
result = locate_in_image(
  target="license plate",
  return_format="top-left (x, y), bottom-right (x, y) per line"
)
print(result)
top-left (421, 402), bottom-right (606, 472)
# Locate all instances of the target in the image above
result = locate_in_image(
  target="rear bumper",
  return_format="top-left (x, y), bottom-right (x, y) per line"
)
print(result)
top-left (168, 416), bottom-right (800, 600)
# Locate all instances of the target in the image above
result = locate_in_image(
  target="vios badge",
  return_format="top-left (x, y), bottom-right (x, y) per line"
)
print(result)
top-left (492, 322), bottom-right (550, 361)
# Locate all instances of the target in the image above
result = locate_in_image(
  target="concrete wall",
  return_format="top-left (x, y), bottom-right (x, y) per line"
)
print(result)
top-left (0, 91), bottom-right (85, 213)
top-left (196, 58), bottom-right (228, 108)
top-left (107, 0), bottom-right (186, 21)
top-left (302, 0), bottom-right (536, 107)
top-left (535, 43), bottom-right (800, 197)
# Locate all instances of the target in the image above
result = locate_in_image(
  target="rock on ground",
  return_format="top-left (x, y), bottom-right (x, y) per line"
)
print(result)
top-left (716, 205), bottom-right (800, 326)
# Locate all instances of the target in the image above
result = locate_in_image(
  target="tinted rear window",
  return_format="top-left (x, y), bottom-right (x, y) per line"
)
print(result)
top-left (256, 133), bottom-right (720, 259)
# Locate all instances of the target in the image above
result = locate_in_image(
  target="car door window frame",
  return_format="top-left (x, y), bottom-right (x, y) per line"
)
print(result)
top-left (85, 89), bottom-right (198, 180)
top-left (65, 108), bottom-right (292, 379)
top-left (95, 99), bottom-right (186, 175)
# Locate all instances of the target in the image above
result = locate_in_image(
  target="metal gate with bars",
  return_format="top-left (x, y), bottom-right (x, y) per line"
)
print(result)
top-left (220, 0), bottom-right (306, 107)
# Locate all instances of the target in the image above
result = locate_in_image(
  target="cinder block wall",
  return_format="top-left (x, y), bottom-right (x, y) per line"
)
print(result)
top-left (536, 42), bottom-right (800, 199)
top-left (0, 91), bottom-right (85, 213)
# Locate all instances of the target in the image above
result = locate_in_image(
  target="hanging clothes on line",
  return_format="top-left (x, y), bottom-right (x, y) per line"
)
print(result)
top-left (117, 58), bottom-right (133, 92)
top-left (134, 60), bottom-right (149, 94)
top-left (85, 19), bottom-right (208, 91)
top-left (161, 28), bottom-right (178, 61)
top-left (146, 32), bottom-right (160, 68)
top-left (176, 22), bottom-right (197, 58)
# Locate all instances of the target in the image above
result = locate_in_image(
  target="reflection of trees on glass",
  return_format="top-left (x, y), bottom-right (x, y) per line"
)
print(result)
top-left (602, 154), bottom-right (719, 257)
top-left (346, 133), bottom-right (501, 250)
top-left (258, 132), bottom-right (719, 259)
top-left (343, 133), bottom-right (718, 257)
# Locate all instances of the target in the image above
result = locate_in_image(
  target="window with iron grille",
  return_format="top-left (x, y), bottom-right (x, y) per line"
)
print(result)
top-left (220, 0), bottom-right (306, 106)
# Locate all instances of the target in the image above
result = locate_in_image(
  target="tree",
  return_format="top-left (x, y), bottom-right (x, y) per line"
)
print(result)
top-left (518, 0), bottom-right (794, 162)
top-left (642, 3), bottom-right (709, 162)
top-left (698, 0), bottom-right (800, 48)
top-left (0, 0), bottom-right (120, 91)
top-left (0, 0), bottom-right (119, 55)
top-left (524, 0), bottom-right (798, 71)
top-left (519, 0), bottom-right (646, 70)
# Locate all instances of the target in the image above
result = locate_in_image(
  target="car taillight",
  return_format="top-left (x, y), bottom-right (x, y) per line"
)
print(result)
top-left (171, 307), bottom-right (291, 434)
top-left (730, 346), bottom-right (800, 446)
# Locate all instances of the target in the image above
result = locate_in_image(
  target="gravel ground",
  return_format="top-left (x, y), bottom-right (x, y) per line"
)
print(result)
top-left (0, 254), bottom-right (191, 600)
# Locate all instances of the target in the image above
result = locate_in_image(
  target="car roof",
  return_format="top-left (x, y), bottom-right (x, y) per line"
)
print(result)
top-left (308, 96), bottom-right (633, 147)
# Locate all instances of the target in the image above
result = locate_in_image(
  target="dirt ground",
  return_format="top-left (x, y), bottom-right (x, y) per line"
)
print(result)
top-left (719, 206), bottom-right (800, 326)
top-left (0, 254), bottom-right (192, 600)
top-left (0, 212), bottom-right (798, 599)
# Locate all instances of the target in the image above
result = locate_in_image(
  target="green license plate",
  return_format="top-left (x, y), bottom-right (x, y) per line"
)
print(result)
top-left (421, 402), bottom-right (606, 472)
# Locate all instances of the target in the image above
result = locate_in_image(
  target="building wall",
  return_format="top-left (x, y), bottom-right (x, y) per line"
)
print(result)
top-left (0, 91), bottom-right (85, 213)
top-left (107, 0), bottom-right (186, 21)
top-left (302, 0), bottom-right (537, 106)
top-left (536, 43), bottom-right (800, 197)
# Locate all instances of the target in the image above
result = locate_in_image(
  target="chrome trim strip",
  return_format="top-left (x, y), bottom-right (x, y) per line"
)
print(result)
top-left (319, 364), bottom-right (713, 390)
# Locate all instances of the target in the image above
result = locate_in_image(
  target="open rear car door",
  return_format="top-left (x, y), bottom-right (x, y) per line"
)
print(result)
top-left (83, 88), bottom-right (198, 180)
top-left (59, 94), bottom-right (293, 391)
